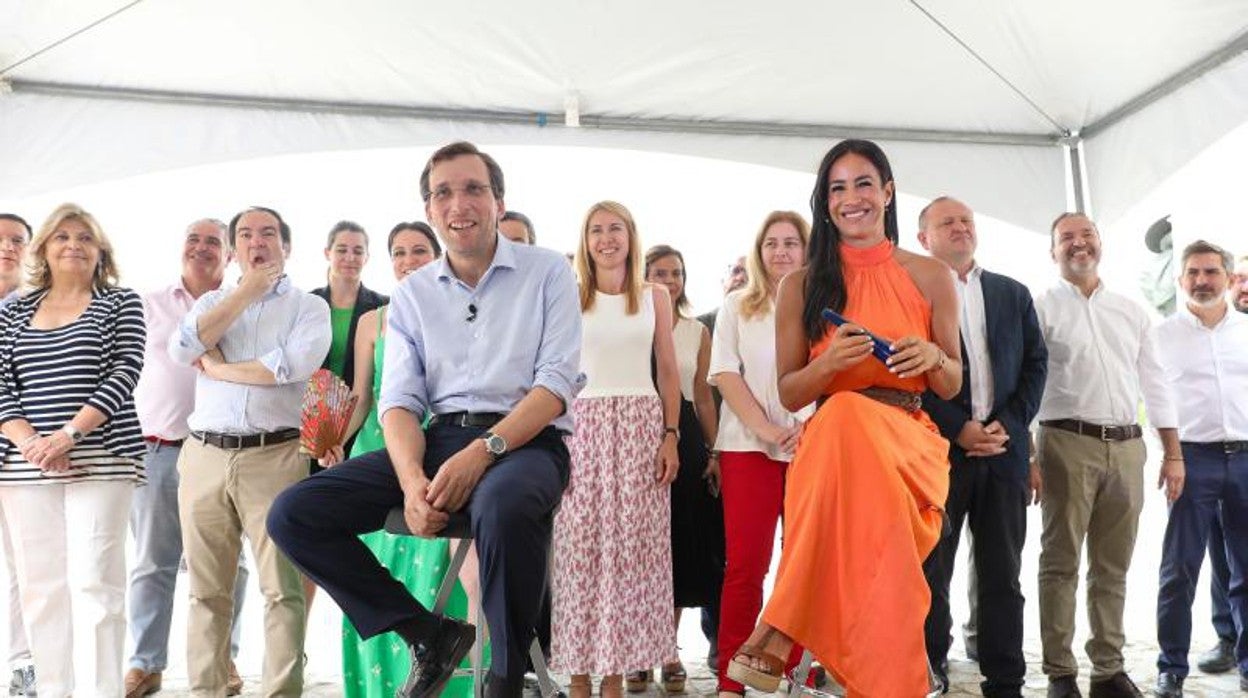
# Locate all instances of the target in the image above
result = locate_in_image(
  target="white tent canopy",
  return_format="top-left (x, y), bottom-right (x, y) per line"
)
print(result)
top-left (3, 0), bottom-right (1247, 234)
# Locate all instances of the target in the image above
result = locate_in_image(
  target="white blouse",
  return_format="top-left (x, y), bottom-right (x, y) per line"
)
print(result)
top-left (707, 290), bottom-right (813, 461)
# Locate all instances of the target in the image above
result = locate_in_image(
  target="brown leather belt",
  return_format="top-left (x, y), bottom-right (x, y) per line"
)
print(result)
top-left (1041, 419), bottom-right (1142, 442)
top-left (191, 428), bottom-right (300, 450)
top-left (857, 387), bottom-right (923, 413)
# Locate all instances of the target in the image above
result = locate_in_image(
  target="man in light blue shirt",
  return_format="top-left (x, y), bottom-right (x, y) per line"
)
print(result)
top-left (269, 142), bottom-right (584, 698)
top-left (170, 206), bottom-right (331, 697)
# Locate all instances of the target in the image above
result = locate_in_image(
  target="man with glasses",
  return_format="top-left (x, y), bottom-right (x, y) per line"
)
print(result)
top-left (269, 141), bottom-right (584, 698)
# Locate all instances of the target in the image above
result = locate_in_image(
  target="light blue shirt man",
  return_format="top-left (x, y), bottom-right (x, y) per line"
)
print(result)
top-left (379, 236), bottom-right (585, 433)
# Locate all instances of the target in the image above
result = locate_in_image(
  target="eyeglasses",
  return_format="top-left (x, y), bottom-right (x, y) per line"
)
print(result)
top-left (426, 182), bottom-right (493, 203)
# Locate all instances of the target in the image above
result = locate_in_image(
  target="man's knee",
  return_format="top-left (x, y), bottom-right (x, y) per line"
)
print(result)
top-left (265, 483), bottom-right (309, 549)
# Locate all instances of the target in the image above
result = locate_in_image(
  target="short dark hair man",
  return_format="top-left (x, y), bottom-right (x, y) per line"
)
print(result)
top-left (269, 142), bottom-right (584, 698)
top-left (499, 210), bottom-right (537, 245)
top-left (916, 197), bottom-right (1048, 697)
top-left (169, 207), bottom-right (331, 696)
top-left (1153, 240), bottom-right (1248, 697)
top-left (1034, 212), bottom-right (1182, 698)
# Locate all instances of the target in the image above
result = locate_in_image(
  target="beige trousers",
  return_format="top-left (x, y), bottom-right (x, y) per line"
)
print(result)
top-left (177, 438), bottom-right (307, 697)
top-left (1037, 426), bottom-right (1146, 680)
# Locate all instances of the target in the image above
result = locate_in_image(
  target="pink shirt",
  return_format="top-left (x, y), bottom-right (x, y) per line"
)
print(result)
top-left (134, 282), bottom-right (203, 440)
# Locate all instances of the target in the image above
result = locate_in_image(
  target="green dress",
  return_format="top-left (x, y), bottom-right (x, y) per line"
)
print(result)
top-left (341, 307), bottom-right (488, 697)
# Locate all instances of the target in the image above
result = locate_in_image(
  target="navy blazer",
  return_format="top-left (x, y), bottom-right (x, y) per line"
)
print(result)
top-left (922, 270), bottom-right (1048, 480)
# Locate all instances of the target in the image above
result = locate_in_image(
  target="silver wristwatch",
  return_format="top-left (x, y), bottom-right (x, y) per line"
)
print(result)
top-left (60, 424), bottom-right (84, 444)
top-left (482, 431), bottom-right (508, 460)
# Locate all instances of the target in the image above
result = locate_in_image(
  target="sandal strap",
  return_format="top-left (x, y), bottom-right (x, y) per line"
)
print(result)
top-left (735, 644), bottom-right (785, 674)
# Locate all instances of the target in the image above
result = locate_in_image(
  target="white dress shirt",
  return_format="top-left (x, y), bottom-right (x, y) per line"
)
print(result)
top-left (1035, 278), bottom-right (1177, 429)
top-left (708, 291), bottom-right (813, 461)
top-left (1156, 304), bottom-right (1248, 442)
top-left (168, 276), bottom-right (331, 434)
top-left (953, 265), bottom-right (995, 421)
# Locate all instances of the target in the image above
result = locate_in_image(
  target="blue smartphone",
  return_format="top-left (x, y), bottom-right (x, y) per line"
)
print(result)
top-left (821, 308), bottom-right (895, 363)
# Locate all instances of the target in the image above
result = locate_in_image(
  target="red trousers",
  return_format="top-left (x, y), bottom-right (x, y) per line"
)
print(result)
top-left (717, 450), bottom-right (805, 692)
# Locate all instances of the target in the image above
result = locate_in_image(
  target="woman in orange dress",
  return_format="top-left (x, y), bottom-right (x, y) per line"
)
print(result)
top-left (726, 139), bottom-right (963, 697)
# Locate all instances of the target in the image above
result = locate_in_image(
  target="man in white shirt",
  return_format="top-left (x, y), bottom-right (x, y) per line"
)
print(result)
top-left (168, 207), bottom-right (331, 697)
top-left (1034, 212), bottom-right (1183, 698)
top-left (1152, 240), bottom-right (1248, 697)
top-left (917, 197), bottom-right (1048, 698)
top-left (125, 219), bottom-right (249, 698)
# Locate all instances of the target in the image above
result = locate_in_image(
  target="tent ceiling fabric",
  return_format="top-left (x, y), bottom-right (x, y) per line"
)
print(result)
top-left (2, 0), bottom-right (1247, 232)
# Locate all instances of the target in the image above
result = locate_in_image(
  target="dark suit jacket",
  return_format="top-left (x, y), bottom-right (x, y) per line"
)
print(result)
top-left (310, 284), bottom-right (387, 390)
top-left (922, 270), bottom-right (1048, 480)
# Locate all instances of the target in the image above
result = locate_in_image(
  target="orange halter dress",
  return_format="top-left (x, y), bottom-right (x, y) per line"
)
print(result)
top-left (761, 239), bottom-right (950, 697)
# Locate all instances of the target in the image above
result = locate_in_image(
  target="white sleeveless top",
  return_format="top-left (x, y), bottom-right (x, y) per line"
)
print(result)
top-left (580, 289), bottom-right (658, 399)
top-left (672, 316), bottom-right (703, 403)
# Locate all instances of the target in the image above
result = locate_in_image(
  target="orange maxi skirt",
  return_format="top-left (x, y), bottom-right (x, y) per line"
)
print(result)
top-left (762, 390), bottom-right (949, 696)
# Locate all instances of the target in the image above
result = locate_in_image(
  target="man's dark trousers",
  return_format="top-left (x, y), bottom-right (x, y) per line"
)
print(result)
top-left (1208, 511), bottom-right (1236, 643)
top-left (923, 458), bottom-right (1028, 695)
top-left (268, 422), bottom-right (568, 691)
top-left (1156, 442), bottom-right (1248, 677)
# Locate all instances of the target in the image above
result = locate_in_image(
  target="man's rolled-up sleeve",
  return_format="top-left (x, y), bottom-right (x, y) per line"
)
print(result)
top-left (379, 282), bottom-right (430, 421)
top-left (531, 260), bottom-right (585, 411)
top-left (258, 295), bottom-right (332, 384)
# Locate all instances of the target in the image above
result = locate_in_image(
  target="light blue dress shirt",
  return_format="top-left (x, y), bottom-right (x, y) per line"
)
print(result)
top-left (168, 276), bottom-right (331, 434)
top-left (379, 237), bottom-right (585, 433)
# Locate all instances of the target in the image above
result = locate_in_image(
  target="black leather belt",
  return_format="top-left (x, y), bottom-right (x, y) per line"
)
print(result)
top-left (1041, 419), bottom-right (1142, 442)
top-left (1183, 440), bottom-right (1248, 455)
top-left (428, 412), bottom-right (507, 428)
top-left (191, 428), bottom-right (300, 450)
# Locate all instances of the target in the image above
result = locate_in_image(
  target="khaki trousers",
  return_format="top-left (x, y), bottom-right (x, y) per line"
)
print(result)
top-left (178, 438), bottom-right (307, 697)
top-left (1037, 426), bottom-right (1146, 680)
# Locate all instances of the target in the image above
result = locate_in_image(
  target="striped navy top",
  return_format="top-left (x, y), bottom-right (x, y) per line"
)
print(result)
top-left (0, 287), bottom-right (146, 485)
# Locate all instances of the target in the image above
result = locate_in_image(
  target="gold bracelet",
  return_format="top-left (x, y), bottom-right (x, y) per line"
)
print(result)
top-left (926, 346), bottom-right (948, 374)
top-left (1163, 456), bottom-right (1184, 461)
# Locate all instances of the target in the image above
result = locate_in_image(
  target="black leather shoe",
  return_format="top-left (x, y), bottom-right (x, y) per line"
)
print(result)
top-left (1197, 639), bottom-right (1236, 674)
top-left (399, 615), bottom-right (477, 698)
top-left (1089, 672), bottom-right (1143, 698)
top-left (1048, 675), bottom-right (1083, 698)
top-left (1153, 672), bottom-right (1183, 697)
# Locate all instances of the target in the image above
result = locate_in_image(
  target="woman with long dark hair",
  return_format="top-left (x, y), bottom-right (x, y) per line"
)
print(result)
top-left (726, 140), bottom-right (961, 697)
top-left (633, 244), bottom-right (722, 693)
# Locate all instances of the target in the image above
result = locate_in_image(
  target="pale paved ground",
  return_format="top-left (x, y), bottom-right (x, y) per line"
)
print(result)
top-left (6, 439), bottom-right (1244, 696)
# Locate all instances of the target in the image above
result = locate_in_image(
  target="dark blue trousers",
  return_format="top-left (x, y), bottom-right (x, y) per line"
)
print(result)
top-left (923, 456), bottom-right (1028, 696)
top-left (1208, 510), bottom-right (1235, 642)
top-left (1156, 442), bottom-right (1248, 677)
top-left (267, 423), bottom-right (568, 684)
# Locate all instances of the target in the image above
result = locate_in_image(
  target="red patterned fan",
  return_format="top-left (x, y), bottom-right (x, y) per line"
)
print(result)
top-left (300, 369), bottom-right (357, 458)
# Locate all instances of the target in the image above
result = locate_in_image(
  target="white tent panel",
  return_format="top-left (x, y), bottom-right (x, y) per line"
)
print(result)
top-left (2, 0), bottom-right (1247, 231)
top-left (0, 88), bottom-right (1067, 232)
top-left (1084, 49), bottom-right (1248, 225)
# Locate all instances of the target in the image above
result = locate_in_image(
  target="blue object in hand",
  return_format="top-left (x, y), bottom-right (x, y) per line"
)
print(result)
top-left (821, 308), bottom-right (895, 363)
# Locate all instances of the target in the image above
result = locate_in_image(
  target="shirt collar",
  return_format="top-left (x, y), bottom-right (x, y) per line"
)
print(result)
top-left (435, 234), bottom-right (517, 285)
top-left (1057, 275), bottom-right (1103, 300)
top-left (948, 262), bottom-right (983, 283)
top-left (1178, 301), bottom-right (1239, 330)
